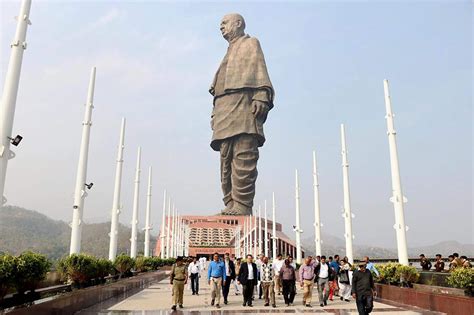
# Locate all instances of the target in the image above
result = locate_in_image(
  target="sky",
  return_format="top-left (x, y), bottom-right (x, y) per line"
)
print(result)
top-left (0, 0), bottom-right (472, 250)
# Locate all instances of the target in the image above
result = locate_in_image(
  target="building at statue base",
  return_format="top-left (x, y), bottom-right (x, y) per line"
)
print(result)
top-left (155, 215), bottom-right (303, 259)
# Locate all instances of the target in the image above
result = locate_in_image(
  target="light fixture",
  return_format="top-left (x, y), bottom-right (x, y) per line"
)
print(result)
top-left (8, 135), bottom-right (23, 146)
top-left (85, 182), bottom-right (94, 190)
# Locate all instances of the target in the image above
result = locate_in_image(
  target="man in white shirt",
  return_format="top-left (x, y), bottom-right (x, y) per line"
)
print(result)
top-left (315, 255), bottom-right (332, 307)
top-left (188, 257), bottom-right (201, 295)
top-left (255, 253), bottom-right (264, 299)
top-left (273, 253), bottom-right (284, 295)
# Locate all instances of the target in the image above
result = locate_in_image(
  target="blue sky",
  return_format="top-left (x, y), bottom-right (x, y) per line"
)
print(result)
top-left (0, 0), bottom-right (472, 250)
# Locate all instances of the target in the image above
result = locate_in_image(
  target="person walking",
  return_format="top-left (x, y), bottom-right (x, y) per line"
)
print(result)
top-left (222, 253), bottom-right (236, 304)
top-left (255, 253), bottom-right (264, 299)
top-left (352, 263), bottom-right (376, 315)
top-left (170, 256), bottom-right (188, 311)
top-left (329, 256), bottom-right (340, 300)
top-left (315, 255), bottom-right (332, 307)
top-left (207, 253), bottom-right (226, 308)
top-left (273, 253), bottom-right (284, 295)
top-left (299, 256), bottom-right (316, 307)
top-left (280, 258), bottom-right (296, 306)
top-left (260, 256), bottom-right (276, 307)
top-left (188, 257), bottom-right (200, 295)
top-left (234, 258), bottom-right (242, 295)
top-left (338, 258), bottom-right (352, 302)
top-left (238, 254), bottom-right (258, 307)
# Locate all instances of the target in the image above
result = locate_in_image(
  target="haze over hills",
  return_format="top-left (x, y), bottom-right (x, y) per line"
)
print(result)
top-left (0, 205), bottom-right (472, 260)
top-left (301, 235), bottom-right (474, 259)
top-left (0, 205), bottom-right (156, 260)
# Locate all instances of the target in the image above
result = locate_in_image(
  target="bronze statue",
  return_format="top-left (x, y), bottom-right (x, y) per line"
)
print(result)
top-left (209, 13), bottom-right (274, 216)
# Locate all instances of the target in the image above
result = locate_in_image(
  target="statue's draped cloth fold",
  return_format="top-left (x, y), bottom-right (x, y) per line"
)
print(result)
top-left (209, 35), bottom-right (275, 151)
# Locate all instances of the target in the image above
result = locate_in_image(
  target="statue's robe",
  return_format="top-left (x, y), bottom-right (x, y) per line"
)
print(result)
top-left (209, 34), bottom-right (275, 151)
top-left (209, 34), bottom-right (275, 213)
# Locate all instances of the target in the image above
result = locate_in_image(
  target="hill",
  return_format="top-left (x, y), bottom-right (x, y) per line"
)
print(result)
top-left (0, 205), bottom-right (156, 260)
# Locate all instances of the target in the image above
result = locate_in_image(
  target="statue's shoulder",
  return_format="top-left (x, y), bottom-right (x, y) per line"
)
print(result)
top-left (243, 35), bottom-right (260, 45)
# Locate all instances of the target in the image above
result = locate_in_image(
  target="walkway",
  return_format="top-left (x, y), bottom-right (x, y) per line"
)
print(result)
top-left (99, 271), bottom-right (444, 315)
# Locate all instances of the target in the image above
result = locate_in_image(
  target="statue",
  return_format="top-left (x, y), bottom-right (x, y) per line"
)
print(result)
top-left (209, 13), bottom-right (274, 216)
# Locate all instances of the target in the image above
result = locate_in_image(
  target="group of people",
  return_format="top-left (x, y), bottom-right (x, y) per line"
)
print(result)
top-left (419, 252), bottom-right (472, 272)
top-left (169, 253), bottom-right (378, 315)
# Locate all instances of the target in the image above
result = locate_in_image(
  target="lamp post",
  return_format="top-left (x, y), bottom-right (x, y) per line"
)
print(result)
top-left (312, 150), bottom-right (322, 257)
top-left (160, 190), bottom-right (166, 258)
top-left (143, 166), bottom-right (152, 257)
top-left (0, 0), bottom-right (32, 206)
top-left (69, 67), bottom-right (96, 255)
top-left (340, 124), bottom-right (354, 264)
top-left (383, 79), bottom-right (409, 265)
top-left (108, 118), bottom-right (126, 261)
top-left (271, 192), bottom-right (277, 261)
top-left (130, 147), bottom-right (141, 259)
top-left (294, 169), bottom-right (303, 264)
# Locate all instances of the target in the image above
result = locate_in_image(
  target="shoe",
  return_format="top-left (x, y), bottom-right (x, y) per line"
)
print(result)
top-left (329, 298), bottom-right (333, 301)
top-left (224, 300), bottom-right (228, 305)
top-left (235, 292), bottom-right (239, 295)
top-left (179, 304), bottom-right (183, 308)
top-left (306, 304), bottom-right (312, 307)
top-left (272, 304), bottom-right (276, 308)
top-left (171, 305), bottom-right (177, 311)
top-left (242, 303), bottom-right (246, 307)
top-left (286, 303), bottom-right (290, 307)
top-left (345, 299), bottom-right (350, 302)
top-left (324, 300), bottom-right (327, 306)
top-left (340, 297), bottom-right (343, 301)
top-left (192, 292), bottom-right (195, 295)
top-left (320, 304), bottom-right (324, 307)
top-left (216, 304), bottom-right (221, 308)
top-left (264, 303), bottom-right (269, 306)
top-left (278, 292), bottom-right (281, 295)
top-left (211, 299), bottom-right (215, 306)
top-left (248, 304), bottom-right (253, 307)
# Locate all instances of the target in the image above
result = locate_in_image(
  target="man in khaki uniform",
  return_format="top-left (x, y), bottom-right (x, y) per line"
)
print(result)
top-left (170, 256), bottom-right (188, 311)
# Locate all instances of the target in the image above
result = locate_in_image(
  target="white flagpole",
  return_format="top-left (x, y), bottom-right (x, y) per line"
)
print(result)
top-left (130, 147), bottom-right (141, 259)
top-left (312, 150), bottom-right (322, 256)
top-left (341, 124), bottom-right (354, 264)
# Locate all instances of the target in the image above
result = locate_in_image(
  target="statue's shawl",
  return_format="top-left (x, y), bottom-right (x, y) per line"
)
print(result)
top-left (210, 35), bottom-right (275, 108)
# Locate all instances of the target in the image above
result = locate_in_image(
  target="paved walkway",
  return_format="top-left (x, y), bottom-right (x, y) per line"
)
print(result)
top-left (104, 271), bottom-right (443, 315)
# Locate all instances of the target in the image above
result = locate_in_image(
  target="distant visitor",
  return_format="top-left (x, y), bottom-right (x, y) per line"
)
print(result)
top-left (209, 13), bottom-right (275, 216)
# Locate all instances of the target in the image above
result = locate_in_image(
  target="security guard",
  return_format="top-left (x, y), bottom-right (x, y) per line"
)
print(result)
top-left (170, 256), bottom-right (188, 310)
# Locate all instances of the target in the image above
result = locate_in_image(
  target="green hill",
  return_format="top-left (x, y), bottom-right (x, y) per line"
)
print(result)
top-left (0, 205), bottom-right (156, 260)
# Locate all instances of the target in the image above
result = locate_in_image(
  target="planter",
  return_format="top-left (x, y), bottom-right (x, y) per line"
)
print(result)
top-left (376, 283), bottom-right (474, 315)
top-left (413, 283), bottom-right (467, 297)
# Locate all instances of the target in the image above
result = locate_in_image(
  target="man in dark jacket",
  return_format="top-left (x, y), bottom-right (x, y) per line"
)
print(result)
top-left (238, 254), bottom-right (258, 307)
top-left (222, 252), bottom-right (236, 304)
top-left (351, 263), bottom-right (376, 315)
top-left (419, 254), bottom-right (432, 271)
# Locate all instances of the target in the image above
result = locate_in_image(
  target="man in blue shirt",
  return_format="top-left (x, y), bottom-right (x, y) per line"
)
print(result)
top-left (363, 256), bottom-right (379, 277)
top-left (208, 253), bottom-right (226, 308)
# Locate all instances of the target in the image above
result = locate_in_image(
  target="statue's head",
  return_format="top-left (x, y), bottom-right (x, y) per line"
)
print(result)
top-left (220, 13), bottom-right (246, 42)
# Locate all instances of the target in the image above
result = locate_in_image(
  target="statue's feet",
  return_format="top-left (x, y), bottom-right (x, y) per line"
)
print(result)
top-left (221, 202), bottom-right (252, 216)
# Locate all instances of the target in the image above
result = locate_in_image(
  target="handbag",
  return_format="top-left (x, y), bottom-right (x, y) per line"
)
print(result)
top-left (339, 270), bottom-right (349, 284)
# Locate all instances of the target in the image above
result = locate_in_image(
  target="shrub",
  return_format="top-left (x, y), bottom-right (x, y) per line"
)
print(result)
top-left (58, 254), bottom-right (97, 285)
top-left (447, 267), bottom-right (474, 289)
top-left (114, 254), bottom-right (135, 278)
top-left (95, 258), bottom-right (114, 280)
top-left (13, 251), bottom-right (51, 294)
top-left (395, 265), bottom-right (419, 287)
top-left (0, 254), bottom-right (16, 300)
top-left (375, 263), bottom-right (419, 287)
top-left (134, 256), bottom-right (149, 272)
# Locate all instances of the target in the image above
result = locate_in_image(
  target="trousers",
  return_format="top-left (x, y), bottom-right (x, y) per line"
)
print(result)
top-left (210, 277), bottom-right (222, 304)
top-left (262, 281), bottom-right (275, 305)
top-left (302, 279), bottom-right (313, 305)
top-left (242, 282), bottom-right (255, 305)
top-left (318, 277), bottom-right (330, 304)
top-left (172, 279), bottom-right (184, 305)
top-left (222, 276), bottom-right (232, 301)
top-left (282, 279), bottom-right (296, 304)
top-left (190, 273), bottom-right (199, 294)
top-left (220, 134), bottom-right (259, 213)
top-left (356, 295), bottom-right (374, 314)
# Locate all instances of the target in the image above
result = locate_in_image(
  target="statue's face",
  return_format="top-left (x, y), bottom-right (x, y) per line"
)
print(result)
top-left (220, 14), bottom-right (242, 41)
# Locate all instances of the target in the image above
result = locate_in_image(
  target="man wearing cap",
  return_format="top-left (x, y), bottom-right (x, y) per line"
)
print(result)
top-left (170, 256), bottom-right (188, 311)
